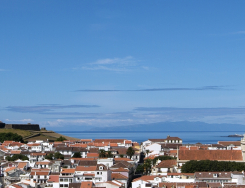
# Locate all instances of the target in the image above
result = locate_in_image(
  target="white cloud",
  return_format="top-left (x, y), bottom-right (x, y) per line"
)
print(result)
top-left (5, 119), bottom-right (33, 123)
top-left (74, 56), bottom-right (147, 72)
top-left (233, 31), bottom-right (245, 34)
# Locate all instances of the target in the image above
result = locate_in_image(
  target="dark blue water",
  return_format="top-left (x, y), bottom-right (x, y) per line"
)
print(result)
top-left (55, 131), bottom-right (245, 144)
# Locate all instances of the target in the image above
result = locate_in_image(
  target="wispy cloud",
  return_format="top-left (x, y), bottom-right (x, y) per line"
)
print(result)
top-left (6, 104), bottom-right (100, 113)
top-left (5, 119), bottom-right (33, 123)
top-left (39, 106), bottom-right (245, 128)
top-left (74, 56), bottom-right (145, 72)
top-left (134, 107), bottom-right (245, 115)
top-left (75, 85), bottom-right (229, 92)
top-left (232, 31), bottom-right (245, 34)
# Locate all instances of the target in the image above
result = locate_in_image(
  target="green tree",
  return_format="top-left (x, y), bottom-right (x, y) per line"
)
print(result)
top-left (145, 150), bottom-right (150, 157)
top-left (143, 159), bottom-right (152, 175)
top-left (54, 152), bottom-right (64, 160)
top-left (135, 164), bottom-right (144, 174)
top-left (56, 136), bottom-right (67, 141)
top-left (126, 147), bottom-right (135, 159)
top-left (6, 154), bottom-right (29, 161)
top-left (99, 149), bottom-right (106, 158)
top-left (72, 152), bottom-right (81, 158)
top-left (45, 153), bottom-right (54, 160)
top-left (0, 132), bottom-right (24, 143)
top-left (119, 154), bottom-right (124, 158)
top-left (181, 160), bottom-right (245, 173)
top-left (106, 151), bottom-right (113, 158)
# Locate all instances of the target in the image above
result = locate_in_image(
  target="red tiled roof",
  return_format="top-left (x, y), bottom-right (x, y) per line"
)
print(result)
top-left (132, 175), bottom-right (159, 182)
top-left (75, 166), bottom-right (97, 171)
top-left (5, 167), bottom-right (16, 172)
top-left (87, 153), bottom-right (99, 158)
top-left (30, 171), bottom-right (49, 175)
top-left (31, 152), bottom-right (46, 156)
top-left (110, 143), bottom-right (118, 147)
top-left (111, 173), bottom-right (128, 180)
top-left (81, 139), bottom-right (92, 142)
top-left (70, 158), bottom-right (96, 161)
top-left (111, 167), bottom-right (129, 172)
top-left (17, 162), bottom-right (27, 169)
top-left (81, 181), bottom-right (93, 188)
top-left (12, 185), bottom-right (22, 188)
top-left (10, 150), bottom-right (21, 154)
top-left (83, 173), bottom-right (95, 176)
top-left (114, 158), bottom-right (132, 161)
top-left (93, 139), bottom-right (125, 143)
top-left (61, 168), bottom-right (75, 173)
top-left (218, 141), bottom-right (241, 146)
top-left (48, 175), bottom-right (59, 183)
top-left (178, 150), bottom-right (243, 161)
top-left (156, 160), bottom-right (177, 168)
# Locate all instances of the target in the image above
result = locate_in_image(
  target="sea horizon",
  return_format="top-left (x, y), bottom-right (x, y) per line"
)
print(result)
top-left (54, 130), bottom-right (245, 144)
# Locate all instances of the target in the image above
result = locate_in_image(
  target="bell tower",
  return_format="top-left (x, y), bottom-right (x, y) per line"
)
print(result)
top-left (241, 134), bottom-right (245, 161)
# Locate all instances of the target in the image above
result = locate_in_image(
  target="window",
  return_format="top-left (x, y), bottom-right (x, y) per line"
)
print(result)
top-left (97, 172), bottom-right (99, 175)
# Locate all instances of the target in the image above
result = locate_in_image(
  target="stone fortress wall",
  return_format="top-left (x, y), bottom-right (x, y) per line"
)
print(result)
top-left (0, 122), bottom-right (40, 131)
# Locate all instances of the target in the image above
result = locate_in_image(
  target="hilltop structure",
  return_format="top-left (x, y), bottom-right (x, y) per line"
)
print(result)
top-left (0, 121), bottom-right (40, 131)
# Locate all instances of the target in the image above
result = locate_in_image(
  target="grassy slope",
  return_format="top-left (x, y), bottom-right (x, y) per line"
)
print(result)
top-left (0, 129), bottom-right (79, 142)
top-left (0, 129), bottom-right (32, 137)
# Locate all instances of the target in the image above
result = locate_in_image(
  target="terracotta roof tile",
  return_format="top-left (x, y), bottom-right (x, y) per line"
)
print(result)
top-left (75, 166), bottom-right (97, 171)
top-left (114, 158), bottom-right (132, 161)
top-left (111, 167), bottom-right (129, 172)
top-left (17, 162), bottom-right (27, 169)
top-left (5, 166), bottom-right (16, 172)
top-left (111, 173), bottom-right (128, 180)
top-left (132, 175), bottom-right (159, 182)
top-left (10, 150), bottom-right (21, 154)
top-left (30, 171), bottom-right (49, 175)
top-left (48, 175), bottom-right (59, 183)
top-left (178, 150), bottom-right (243, 161)
top-left (80, 181), bottom-right (93, 188)
top-left (87, 153), bottom-right (99, 158)
top-left (156, 160), bottom-right (177, 168)
top-left (94, 139), bottom-right (125, 143)
top-left (83, 173), bottom-right (95, 176)
top-left (218, 141), bottom-right (241, 146)
top-left (61, 168), bottom-right (75, 174)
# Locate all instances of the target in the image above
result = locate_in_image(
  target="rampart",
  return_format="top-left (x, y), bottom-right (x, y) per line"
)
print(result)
top-left (3, 124), bottom-right (40, 131)
top-left (0, 123), bottom-right (5, 129)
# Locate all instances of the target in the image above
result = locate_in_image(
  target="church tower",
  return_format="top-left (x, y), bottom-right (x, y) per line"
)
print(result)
top-left (241, 134), bottom-right (245, 161)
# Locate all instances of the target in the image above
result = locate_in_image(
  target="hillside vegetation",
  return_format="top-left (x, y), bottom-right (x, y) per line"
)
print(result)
top-left (0, 129), bottom-right (79, 142)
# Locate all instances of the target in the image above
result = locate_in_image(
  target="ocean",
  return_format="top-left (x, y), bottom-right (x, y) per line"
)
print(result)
top-left (55, 131), bottom-right (245, 144)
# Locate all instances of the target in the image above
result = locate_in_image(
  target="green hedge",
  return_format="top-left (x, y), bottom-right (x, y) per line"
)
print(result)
top-left (181, 160), bottom-right (245, 173)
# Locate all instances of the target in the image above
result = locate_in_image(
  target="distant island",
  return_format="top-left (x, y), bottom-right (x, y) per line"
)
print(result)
top-left (87, 121), bottom-right (245, 132)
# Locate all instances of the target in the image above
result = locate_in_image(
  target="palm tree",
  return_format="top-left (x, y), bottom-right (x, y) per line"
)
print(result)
top-left (106, 151), bottom-right (113, 158)
top-left (126, 147), bottom-right (135, 159)
top-left (143, 159), bottom-right (152, 175)
top-left (145, 150), bottom-right (150, 157)
top-left (98, 149), bottom-right (106, 158)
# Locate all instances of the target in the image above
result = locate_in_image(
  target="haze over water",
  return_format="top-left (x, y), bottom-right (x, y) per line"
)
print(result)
top-left (55, 131), bottom-right (244, 144)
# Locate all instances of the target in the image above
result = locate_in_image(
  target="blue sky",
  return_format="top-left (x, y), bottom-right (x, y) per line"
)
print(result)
top-left (1, 1), bottom-right (245, 130)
